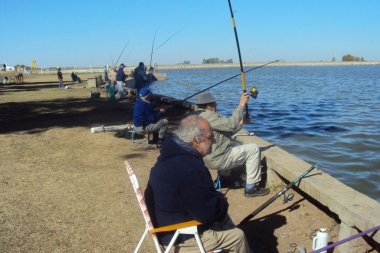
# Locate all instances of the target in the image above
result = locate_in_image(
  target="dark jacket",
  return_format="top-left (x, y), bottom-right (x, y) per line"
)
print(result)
top-left (133, 99), bottom-right (163, 128)
top-left (57, 71), bottom-right (63, 80)
top-left (116, 67), bottom-right (126, 81)
top-left (133, 66), bottom-right (148, 89)
top-left (71, 72), bottom-right (77, 80)
top-left (145, 135), bottom-right (229, 245)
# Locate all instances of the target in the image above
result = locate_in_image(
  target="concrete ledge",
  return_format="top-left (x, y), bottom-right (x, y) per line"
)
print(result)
top-left (236, 135), bottom-right (380, 252)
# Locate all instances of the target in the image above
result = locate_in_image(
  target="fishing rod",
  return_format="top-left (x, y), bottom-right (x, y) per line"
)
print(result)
top-left (239, 163), bottom-right (319, 226)
top-left (228, 0), bottom-right (249, 118)
top-left (148, 29), bottom-right (158, 85)
top-left (165, 59), bottom-right (280, 110)
top-left (142, 28), bottom-right (184, 63)
top-left (114, 39), bottom-right (130, 66)
top-left (111, 55), bottom-right (114, 66)
top-left (310, 224), bottom-right (380, 253)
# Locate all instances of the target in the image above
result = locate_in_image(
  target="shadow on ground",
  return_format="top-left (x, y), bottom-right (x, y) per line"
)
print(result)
top-left (0, 82), bottom-right (191, 135)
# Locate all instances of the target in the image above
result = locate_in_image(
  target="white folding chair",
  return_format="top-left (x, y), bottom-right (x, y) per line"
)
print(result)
top-left (125, 160), bottom-right (222, 253)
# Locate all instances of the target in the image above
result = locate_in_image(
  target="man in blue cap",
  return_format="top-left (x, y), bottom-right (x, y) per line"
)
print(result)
top-left (133, 87), bottom-right (168, 148)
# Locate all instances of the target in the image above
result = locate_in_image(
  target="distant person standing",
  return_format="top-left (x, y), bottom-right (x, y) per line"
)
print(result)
top-left (116, 63), bottom-right (126, 99)
top-left (103, 66), bottom-right (107, 77)
top-left (133, 62), bottom-right (149, 101)
top-left (3, 63), bottom-right (6, 72)
top-left (57, 68), bottom-right (64, 88)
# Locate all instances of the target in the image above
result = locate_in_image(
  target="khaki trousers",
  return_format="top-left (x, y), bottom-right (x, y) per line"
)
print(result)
top-left (170, 215), bottom-right (252, 253)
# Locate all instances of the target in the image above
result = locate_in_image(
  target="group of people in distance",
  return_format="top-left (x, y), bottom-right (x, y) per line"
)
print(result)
top-left (131, 66), bottom-right (269, 251)
top-left (56, 62), bottom-right (150, 93)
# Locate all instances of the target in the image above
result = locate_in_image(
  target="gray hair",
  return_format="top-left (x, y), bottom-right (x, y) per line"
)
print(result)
top-left (174, 115), bottom-right (206, 144)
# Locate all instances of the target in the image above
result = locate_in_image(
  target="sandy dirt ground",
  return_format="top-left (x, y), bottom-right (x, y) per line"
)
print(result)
top-left (0, 71), bottom-right (342, 253)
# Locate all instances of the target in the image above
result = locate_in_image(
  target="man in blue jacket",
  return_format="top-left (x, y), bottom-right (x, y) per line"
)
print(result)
top-left (133, 87), bottom-right (168, 148)
top-left (145, 115), bottom-right (252, 252)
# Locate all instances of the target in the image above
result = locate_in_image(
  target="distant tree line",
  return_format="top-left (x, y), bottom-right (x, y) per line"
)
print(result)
top-left (342, 54), bottom-right (365, 62)
top-left (202, 58), bottom-right (233, 64)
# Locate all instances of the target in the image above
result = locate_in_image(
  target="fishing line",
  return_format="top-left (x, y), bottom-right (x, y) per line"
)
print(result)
top-left (165, 59), bottom-right (280, 110)
top-left (114, 39), bottom-right (130, 66)
top-left (142, 28), bottom-right (185, 63)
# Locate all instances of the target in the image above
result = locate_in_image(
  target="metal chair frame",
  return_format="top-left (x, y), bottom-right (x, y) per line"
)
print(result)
top-left (131, 128), bottom-right (151, 146)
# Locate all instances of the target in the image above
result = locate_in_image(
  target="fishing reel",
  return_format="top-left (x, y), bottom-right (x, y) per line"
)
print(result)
top-left (250, 86), bottom-right (259, 99)
top-left (283, 193), bottom-right (294, 204)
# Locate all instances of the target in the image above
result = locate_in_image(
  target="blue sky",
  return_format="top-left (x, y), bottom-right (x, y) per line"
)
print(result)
top-left (1, 0), bottom-right (379, 68)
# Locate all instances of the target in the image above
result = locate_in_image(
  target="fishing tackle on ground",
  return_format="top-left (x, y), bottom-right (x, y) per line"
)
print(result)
top-left (239, 163), bottom-right (319, 225)
top-left (283, 193), bottom-right (294, 204)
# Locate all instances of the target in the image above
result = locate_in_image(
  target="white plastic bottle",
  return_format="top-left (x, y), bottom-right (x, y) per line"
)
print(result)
top-left (312, 228), bottom-right (328, 253)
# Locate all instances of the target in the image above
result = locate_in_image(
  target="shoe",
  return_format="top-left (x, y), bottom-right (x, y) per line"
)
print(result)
top-left (156, 138), bottom-right (164, 148)
top-left (244, 186), bottom-right (270, 198)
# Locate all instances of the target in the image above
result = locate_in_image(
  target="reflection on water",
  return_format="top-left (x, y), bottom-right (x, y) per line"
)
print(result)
top-left (152, 65), bottom-right (380, 202)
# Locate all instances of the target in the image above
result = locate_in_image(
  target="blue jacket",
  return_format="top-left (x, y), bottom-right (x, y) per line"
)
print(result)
top-left (133, 99), bottom-right (163, 127)
top-left (145, 135), bottom-right (229, 245)
top-left (116, 67), bottom-right (126, 81)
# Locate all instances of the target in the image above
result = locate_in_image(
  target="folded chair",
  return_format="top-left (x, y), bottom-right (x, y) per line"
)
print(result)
top-left (125, 160), bottom-right (222, 253)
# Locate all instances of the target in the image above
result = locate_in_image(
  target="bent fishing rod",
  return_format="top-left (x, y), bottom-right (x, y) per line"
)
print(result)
top-left (239, 163), bottom-right (319, 226)
top-left (228, 0), bottom-right (249, 117)
top-left (164, 59), bottom-right (280, 110)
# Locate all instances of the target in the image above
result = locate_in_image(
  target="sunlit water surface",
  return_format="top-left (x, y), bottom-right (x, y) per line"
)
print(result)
top-left (151, 65), bottom-right (380, 202)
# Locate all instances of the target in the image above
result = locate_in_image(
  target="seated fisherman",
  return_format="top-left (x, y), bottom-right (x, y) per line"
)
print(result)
top-left (71, 72), bottom-right (82, 83)
top-left (132, 87), bottom-right (168, 148)
top-left (96, 75), bottom-right (105, 87)
top-left (194, 91), bottom-right (270, 198)
top-left (145, 115), bottom-right (253, 252)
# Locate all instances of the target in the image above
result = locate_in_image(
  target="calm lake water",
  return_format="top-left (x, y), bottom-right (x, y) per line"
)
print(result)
top-left (151, 65), bottom-right (380, 202)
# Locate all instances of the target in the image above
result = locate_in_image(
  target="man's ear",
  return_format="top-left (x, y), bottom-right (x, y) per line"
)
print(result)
top-left (192, 136), bottom-right (200, 147)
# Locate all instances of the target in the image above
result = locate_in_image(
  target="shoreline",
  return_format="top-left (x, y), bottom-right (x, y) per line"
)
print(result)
top-left (2, 61), bottom-right (378, 76)
top-left (154, 60), bottom-right (380, 70)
